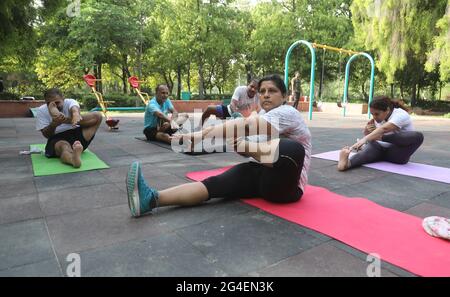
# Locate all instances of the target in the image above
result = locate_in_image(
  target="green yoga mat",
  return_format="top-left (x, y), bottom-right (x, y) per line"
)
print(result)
top-left (30, 144), bottom-right (109, 176)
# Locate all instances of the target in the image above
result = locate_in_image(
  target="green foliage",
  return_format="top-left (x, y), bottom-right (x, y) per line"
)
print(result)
top-left (77, 93), bottom-right (145, 110)
top-left (426, 1), bottom-right (450, 81)
top-left (1, 0), bottom-right (449, 105)
top-left (0, 92), bottom-right (20, 100)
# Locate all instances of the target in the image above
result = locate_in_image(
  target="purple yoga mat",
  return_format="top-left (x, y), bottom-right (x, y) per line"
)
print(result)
top-left (313, 150), bottom-right (450, 184)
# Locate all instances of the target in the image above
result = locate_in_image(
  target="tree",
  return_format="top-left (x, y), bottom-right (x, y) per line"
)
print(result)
top-left (426, 0), bottom-right (450, 82)
top-left (351, 0), bottom-right (448, 105)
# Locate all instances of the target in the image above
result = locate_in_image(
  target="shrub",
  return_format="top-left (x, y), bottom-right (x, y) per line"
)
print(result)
top-left (0, 92), bottom-right (20, 100)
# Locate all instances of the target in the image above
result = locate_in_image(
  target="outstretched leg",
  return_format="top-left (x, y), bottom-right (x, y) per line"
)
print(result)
top-left (201, 105), bottom-right (222, 125)
top-left (338, 141), bottom-right (384, 171)
top-left (126, 161), bottom-right (209, 217)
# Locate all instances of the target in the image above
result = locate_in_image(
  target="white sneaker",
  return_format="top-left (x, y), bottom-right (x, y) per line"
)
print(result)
top-left (422, 216), bottom-right (450, 240)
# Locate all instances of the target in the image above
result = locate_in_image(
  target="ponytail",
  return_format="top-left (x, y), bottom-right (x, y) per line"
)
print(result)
top-left (370, 96), bottom-right (410, 113)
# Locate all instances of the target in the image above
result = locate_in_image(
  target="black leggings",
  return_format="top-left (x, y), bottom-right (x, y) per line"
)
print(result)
top-left (202, 138), bottom-right (305, 203)
top-left (349, 131), bottom-right (424, 168)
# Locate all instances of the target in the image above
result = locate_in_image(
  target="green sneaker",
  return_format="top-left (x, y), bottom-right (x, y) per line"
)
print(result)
top-left (126, 161), bottom-right (159, 217)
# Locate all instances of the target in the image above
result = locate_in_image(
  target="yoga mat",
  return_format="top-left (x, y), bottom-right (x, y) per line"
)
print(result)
top-left (135, 136), bottom-right (228, 155)
top-left (313, 150), bottom-right (450, 184)
top-left (30, 144), bottom-right (109, 176)
top-left (187, 167), bottom-right (450, 277)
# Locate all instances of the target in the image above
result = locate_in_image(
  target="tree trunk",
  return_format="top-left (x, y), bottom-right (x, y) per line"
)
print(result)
top-left (439, 81), bottom-right (442, 100)
top-left (400, 82), bottom-right (404, 99)
top-left (122, 54), bottom-right (131, 95)
top-left (198, 58), bottom-right (205, 99)
top-left (361, 81), bottom-right (368, 102)
top-left (390, 83), bottom-right (394, 98)
top-left (177, 65), bottom-right (182, 100)
top-left (187, 63), bottom-right (191, 93)
top-left (411, 84), bottom-right (417, 107)
top-left (245, 63), bottom-right (252, 84)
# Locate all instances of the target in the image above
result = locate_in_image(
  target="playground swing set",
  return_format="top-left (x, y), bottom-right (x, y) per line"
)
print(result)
top-left (83, 74), bottom-right (120, 130)
top-left (284, 40), bottom-right (375, 120)
top-left (82, 40), bottom-right (375, 129)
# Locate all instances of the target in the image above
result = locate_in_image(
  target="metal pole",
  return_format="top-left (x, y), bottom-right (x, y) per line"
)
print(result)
top-left (342, 52), bottom-right (375, 119)
top-left (284, 40), bottom-right (316, 120)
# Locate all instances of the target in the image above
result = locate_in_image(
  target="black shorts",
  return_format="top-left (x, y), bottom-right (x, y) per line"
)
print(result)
top-left (143, 126), bottom-right (177, 141)
top-left (216, 104), bottom-right (231, 118)
top-left (201, 138), bottom-right (305, 203)
top-left (45, 127), bottom-right (94, 158)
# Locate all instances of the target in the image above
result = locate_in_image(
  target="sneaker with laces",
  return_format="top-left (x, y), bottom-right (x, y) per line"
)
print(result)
top-left (126, 161), bottom-right (159, 217)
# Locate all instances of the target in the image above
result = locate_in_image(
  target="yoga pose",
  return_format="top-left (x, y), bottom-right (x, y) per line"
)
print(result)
top-left (143, 84), bottom-right (189, 144)
top-left (338, 96), bottom-right (424, 171)
top-left (200, 79), bottom-right (261, 126)
top-left (126, 74), bottom-right (312, 217)
top-left (35, 88), bottom-right (102, 168)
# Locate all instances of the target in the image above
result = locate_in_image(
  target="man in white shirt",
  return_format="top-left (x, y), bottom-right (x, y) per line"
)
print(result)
top-left (35, 88), bottom-right (103, 168)
top-left (200, 79), bottom-right (260, 126)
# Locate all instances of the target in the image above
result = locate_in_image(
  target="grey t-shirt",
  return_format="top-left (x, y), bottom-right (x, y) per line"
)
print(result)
top-left (259, 104), bottom-right (312, 192)
top-left (35, 98), bottom-right (80, 134)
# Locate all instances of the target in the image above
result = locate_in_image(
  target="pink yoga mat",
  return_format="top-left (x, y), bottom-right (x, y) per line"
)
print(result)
top-left (187, 167), bottom-right (450, 277)
top-left (313, 150), bottom-right (450, 184)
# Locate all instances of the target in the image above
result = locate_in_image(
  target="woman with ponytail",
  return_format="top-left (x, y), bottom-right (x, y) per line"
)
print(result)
top-left (338, 96), bottom-right (424, 171)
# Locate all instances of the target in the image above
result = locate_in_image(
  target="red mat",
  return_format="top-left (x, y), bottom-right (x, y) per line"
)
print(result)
top-left (186, 167), bottom-right (450, 277)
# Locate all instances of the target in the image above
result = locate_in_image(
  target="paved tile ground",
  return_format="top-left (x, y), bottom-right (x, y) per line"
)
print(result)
top-left (0, 112), bottom-right (449, 277)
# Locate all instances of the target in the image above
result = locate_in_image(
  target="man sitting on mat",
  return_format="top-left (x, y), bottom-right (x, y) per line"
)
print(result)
top-left (200, 79), bottom-right (261, 126)
top-left (35, 88), bottom-right (102, 168)
top-left (143, 84), bottom-right (189, 144)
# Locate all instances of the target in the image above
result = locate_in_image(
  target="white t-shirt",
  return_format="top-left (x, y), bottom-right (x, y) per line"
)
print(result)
top-left (375, 108), bottom-right (414, 147)
top-left (229, 86), bottom-right (260, 115)
top-left (258, 104), bottom-right (312, 192)
top-left (36, 98), bottom-right (80, 135)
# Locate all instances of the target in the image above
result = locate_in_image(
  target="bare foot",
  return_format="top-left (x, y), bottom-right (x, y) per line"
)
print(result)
top-left (48, 102), bottom-right (62, 117)
top-left (72, 141), bottom-right (83, 168)
top-left (337, 146), bottom-right (351, 171)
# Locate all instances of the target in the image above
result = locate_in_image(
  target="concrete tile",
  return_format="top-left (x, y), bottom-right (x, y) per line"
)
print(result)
top-left (0, 177), bottom-right (36, 199)
top-left (98, 164), bottom-right (172, 184)
top-left (46, 204), bottom-right (170, 255)
top-left (38, 183), bottom-right (126, 216)
top-left (308, 166), bottom-right (389, 190)
top-left (254, 243), bottom-right (397, 277)
top-left (154, 200), bottom-right (255, 231)
top-left (64, 233), bottom-right (227, 277)
top-left (0, 166), bottom-right (33, 181)
top-left (0, 258), bottom-right (62, 277)
top-left (0, 194), bottom-right (43, 224)
top-left (34, 171), bottom-right (110, 192)
top-left (404, 202), bottom-right (450, 219)
top-left (332, 174), bottom-right (450, 211)
top-left (329, 241), bottom-right (417, 277)
top-left (176, 210), bottom-right (324, 276)
top-left (429, 191), bottom-right (450, 209)
top-left (0, 219), bottom-right (54, 271)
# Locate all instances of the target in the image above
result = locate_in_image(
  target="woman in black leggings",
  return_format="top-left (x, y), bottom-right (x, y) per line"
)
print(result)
top-left (338, 96), bottom-right (424, 171)
top-left (125, 74), bottom-right (312, 217)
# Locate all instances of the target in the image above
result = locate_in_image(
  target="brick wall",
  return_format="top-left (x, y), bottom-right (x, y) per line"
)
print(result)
top-left (172, 100), bottom-right (222, 113)
top-left (0, 101), bottom-right (46, 118)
